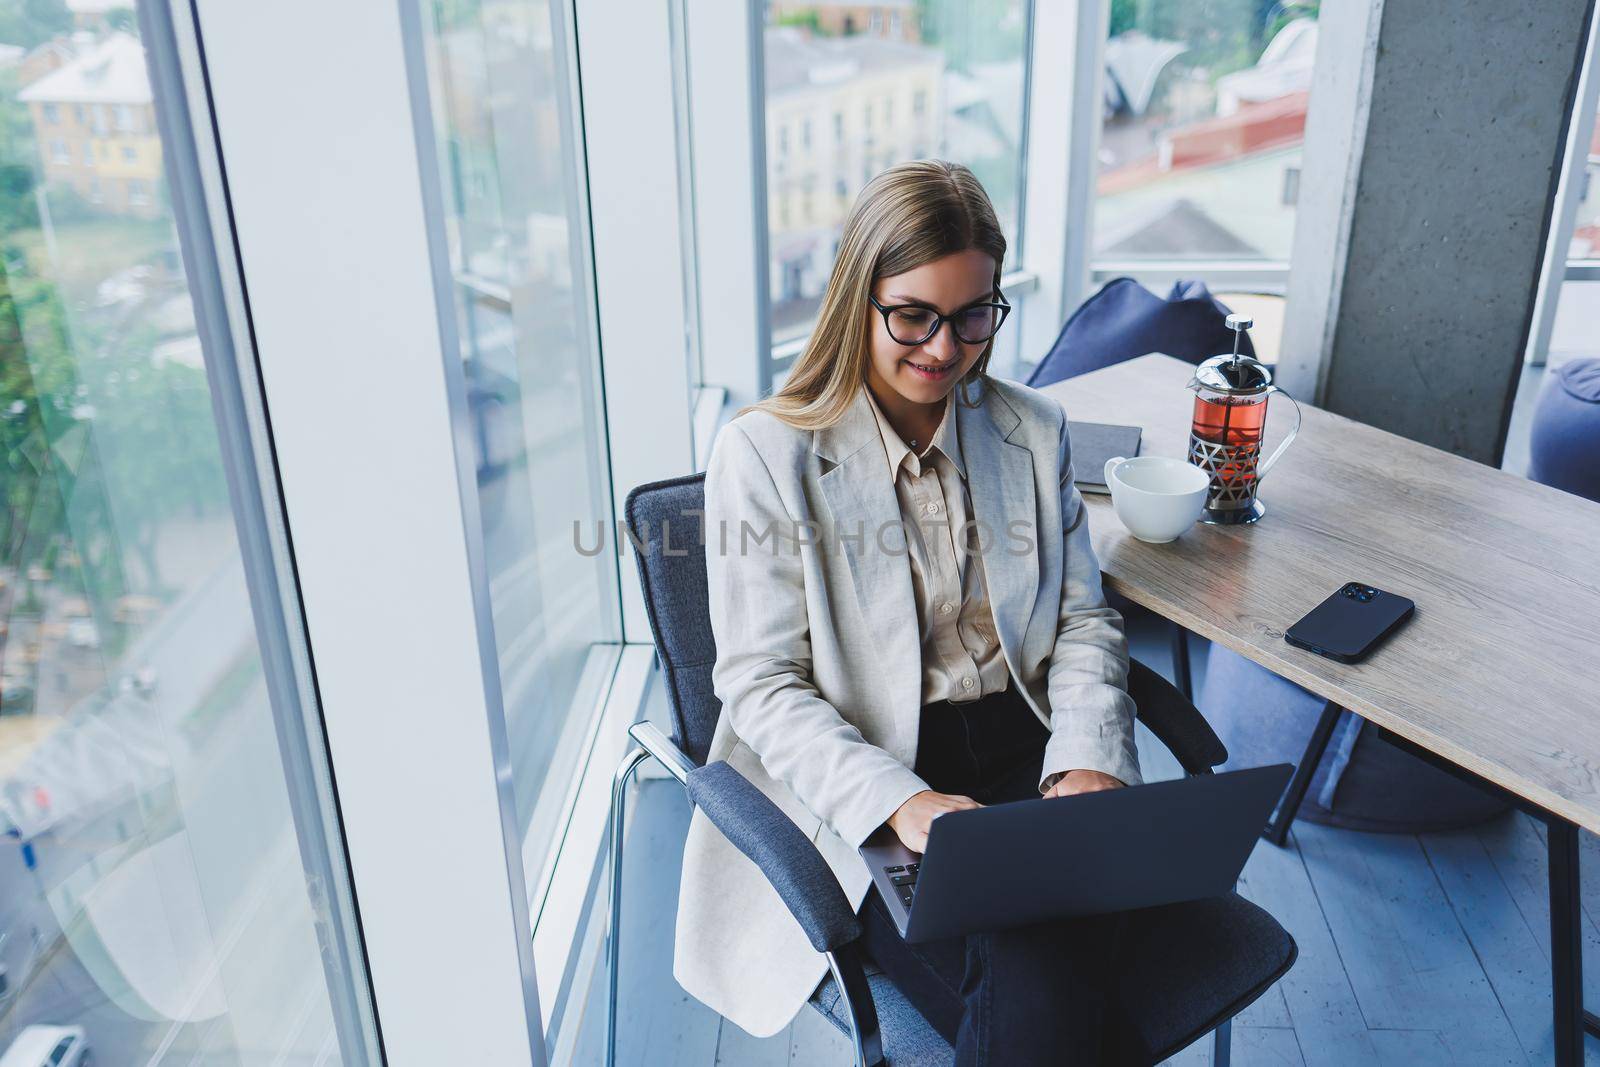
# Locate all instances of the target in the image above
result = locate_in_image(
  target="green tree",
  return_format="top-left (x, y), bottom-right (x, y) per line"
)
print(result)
top-left (0, 256), bottom-right (75, 569)
top-left (1107, 0), bottom-right (1280, 78)
top-left (83, 321), bottom-right (228, 592)
top-left (916, 0), bottom-right (1027, 66)
top-left (774, 9), bottom-right (822, 35)
top-left (1110, 0), bottom-right (1139, 37)
top-left (0, 0), bottom-right (72, 49)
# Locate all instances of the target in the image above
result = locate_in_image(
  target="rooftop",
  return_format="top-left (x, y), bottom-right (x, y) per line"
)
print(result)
top-left (764, 26), bottom-right (941, 97)
top-left (17, 33), bottom-right (151, 106)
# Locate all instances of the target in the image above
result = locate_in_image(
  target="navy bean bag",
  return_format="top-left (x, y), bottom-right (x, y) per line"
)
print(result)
top-left (1529, 358), bottom-right (1600, 502)
top-left (1026, 277), bottom-right (1254, 388)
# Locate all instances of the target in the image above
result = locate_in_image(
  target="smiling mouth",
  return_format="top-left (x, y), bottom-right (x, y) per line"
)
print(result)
top-left (904, 358), bottom-right (955, 377)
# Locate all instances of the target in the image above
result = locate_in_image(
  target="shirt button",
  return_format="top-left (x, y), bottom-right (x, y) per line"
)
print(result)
top-left (939, 602), bottom-right (954, 616)
top-left (961, 676), bottom-right (975, 690)
top-left (925, 501), bottom-right (940, 515)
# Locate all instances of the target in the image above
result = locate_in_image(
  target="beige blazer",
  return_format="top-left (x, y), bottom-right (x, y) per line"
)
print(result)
top-left (674, 375), bottom-right (1143, 1038)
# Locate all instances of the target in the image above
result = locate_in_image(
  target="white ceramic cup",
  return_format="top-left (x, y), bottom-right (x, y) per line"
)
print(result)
top-left (1102, 456), bottom-right (1211, 544)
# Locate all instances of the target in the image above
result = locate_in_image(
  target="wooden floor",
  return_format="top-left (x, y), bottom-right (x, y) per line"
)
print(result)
top-left (571, 619), bottom-right (1600, 1065)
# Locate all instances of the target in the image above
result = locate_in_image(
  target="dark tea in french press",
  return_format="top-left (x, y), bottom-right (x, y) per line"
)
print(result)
top-left (1185, 315), bottom-right (1302, 524)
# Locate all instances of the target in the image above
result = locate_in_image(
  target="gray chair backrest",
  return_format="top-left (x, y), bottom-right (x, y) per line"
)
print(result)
top-left (625, 473), bottom-right (720, 766)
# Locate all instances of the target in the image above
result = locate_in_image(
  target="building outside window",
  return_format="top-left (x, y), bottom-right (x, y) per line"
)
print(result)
top-left (18, 34), bottom-right (164, 221)
top-left (762, 0), bottom-right (1030, 344)
top-left (1083, 0), bottom-right (1321, 364)
top-left (1093, 2), bottom-right (1319, 274)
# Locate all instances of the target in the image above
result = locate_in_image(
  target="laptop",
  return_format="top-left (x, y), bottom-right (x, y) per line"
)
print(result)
top-left (859, 763), bottom-right (1293, 943)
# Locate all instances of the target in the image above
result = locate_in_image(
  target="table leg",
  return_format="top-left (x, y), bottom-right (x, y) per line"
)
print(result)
top-left (1169, 621), bottom-right (1193, 702)
top-left (1377, 727), bottom-right (1600, 1060)
top-left (1551, 818), bottom-right (1585, 1066)
top-left (1262, 699), bottom-right (1343, 847)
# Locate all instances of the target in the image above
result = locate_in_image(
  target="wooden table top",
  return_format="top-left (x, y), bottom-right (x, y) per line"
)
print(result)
top-left (1045, 354), bottom-right (1600, 832)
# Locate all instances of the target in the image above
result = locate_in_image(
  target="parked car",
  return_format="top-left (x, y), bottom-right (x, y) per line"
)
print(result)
top-left (0, 1025), bottom-right (91, 1067)
top-left (0, 673), bottom-right (32, 715)
top-left (65, 620), bottom-right (98, 651)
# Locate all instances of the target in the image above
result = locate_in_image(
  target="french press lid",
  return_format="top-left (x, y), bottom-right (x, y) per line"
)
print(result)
top-left (1189, 314), bottom-right (1272, 395)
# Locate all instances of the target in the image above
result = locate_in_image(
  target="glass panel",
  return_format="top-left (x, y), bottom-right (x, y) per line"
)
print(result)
top-left (1094, 3), bottom-right (1319, 264)
top-left (410, 0), bottom-right (620, 896)
top-left (1503, 101), bottom-right (1599, 477)
top-left (1546, 273), bottom-right (1600, 368)
top-left (1, 16), bottom-right (364, 1066)
top-left (1558, 101), bottom-right (1600, 368)
top-left (763, 1), bottom-right (1031, 343)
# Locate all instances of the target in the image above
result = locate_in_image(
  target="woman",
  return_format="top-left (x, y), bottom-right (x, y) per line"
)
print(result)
top-left (674, 160), bottom-right (1142, 1064)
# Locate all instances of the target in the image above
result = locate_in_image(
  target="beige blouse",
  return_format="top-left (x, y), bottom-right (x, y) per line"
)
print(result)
top-left (863, 385), bottom-right (1010, 706)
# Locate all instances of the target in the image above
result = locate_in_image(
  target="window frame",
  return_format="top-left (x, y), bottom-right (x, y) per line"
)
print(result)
top-left (186, 0), bottom-right (558, 1060)
top-left (99, 0), bottom-right (383, 1060)
top-left (1527, 4), bottom-right (1600, 367)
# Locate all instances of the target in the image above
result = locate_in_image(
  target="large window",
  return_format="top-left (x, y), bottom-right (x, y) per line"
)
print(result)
top-left (1548, 103), bottom-right (1599, 368)
top-left (1505, 94), bottom-right (1599, 475)
top-left (1093, 1), bottom-right (1319, 272)
top-left (1, 15), bottom-right (366, 1065)
top-left (763, 1), bottom-right (1032, 345)
top-left (411, 0), bottom-right (621, 900)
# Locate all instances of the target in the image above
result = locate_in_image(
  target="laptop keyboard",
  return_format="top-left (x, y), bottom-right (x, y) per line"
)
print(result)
top-left (884, 863), bottom-right (920, 908)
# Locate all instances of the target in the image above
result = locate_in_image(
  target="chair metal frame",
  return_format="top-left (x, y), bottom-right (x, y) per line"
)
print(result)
top-left (607, 720), bottom-right (883, 1067)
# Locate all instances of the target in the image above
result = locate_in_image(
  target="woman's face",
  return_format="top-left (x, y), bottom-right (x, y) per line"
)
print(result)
top-left (866, 248), bottom-right (997, 412)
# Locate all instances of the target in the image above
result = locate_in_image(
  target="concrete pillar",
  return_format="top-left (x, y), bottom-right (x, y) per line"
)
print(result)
top-left (1280, 0), bottom-right (1597, 463)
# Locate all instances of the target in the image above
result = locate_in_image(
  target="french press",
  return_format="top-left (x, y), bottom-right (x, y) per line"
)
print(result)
top-left (1185, 314), bottom-right (1302, 524)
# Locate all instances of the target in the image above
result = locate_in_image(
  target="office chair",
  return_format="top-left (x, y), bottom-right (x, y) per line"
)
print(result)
top-left (607, 472), bottom-right (1298, 1066)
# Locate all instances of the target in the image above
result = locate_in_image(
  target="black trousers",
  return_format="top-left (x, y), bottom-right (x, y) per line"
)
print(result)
top-left (857, 679), bottom-right (1138, 1066)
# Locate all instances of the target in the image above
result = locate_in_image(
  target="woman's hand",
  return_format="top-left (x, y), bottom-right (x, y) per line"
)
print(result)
top-left (887, 790), bottom-right (981, 853)
top-left (1044, 768), bottom-right (1125, 799)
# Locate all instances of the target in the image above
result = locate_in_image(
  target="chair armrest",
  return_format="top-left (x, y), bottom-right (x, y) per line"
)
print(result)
top-left (1128, 657), bottom-right (1229, 775)
top-left (684, 761), bottom-right (862, 953)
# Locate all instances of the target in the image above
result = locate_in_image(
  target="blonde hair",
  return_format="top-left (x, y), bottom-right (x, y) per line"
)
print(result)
top-left (744, 159), bottom-right (1007, 429)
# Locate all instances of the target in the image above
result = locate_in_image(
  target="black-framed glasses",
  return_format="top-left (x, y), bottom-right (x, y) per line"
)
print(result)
top-left (869, 290), bottom-right (1012, 346)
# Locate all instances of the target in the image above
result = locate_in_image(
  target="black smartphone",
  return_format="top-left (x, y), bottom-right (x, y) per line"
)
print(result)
top-left (1283, 582), bottom-right (1415, 664)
